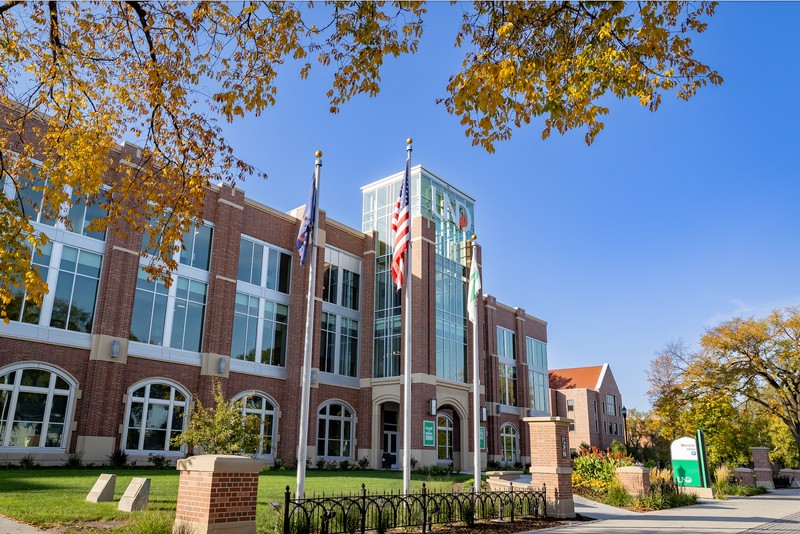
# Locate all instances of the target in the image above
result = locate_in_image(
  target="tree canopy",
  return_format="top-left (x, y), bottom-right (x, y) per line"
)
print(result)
top-left (647, 307), bottom-right (800, 468)
top-left (0, 1), bottom-right (722, 320)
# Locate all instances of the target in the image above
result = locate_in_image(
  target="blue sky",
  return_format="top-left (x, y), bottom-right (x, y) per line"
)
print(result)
top-left (219, 3), bottom-right (800, 410)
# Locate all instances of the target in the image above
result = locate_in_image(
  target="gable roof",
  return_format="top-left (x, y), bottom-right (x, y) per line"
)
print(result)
top-left (549, 365), bottom-right (606, 390)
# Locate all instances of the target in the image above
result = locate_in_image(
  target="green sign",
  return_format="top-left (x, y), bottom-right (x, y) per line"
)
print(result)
top-left (423, 421), bottom-right (435, 447)
top-left (480, 427), bottom-right (485, 450)
top-left (670, 437), bottom-right (702, 487)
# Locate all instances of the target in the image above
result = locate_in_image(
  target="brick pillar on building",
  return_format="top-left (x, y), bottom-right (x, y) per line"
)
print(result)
top-left (750, 446), bottom-right (775, 489)
top-left (174, 455), bottom-right (261, 534)
top-left (524, 416), bottom-right (575, 518)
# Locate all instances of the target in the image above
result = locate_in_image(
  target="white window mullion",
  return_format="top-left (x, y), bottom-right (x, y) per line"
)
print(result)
top-left (39, 242), bottom-right (63, 324)
top-left (162, 280), bottom-right (178, 349)
top-left (255, 298), bottom-right (265, 360)
top-left (37, 374), bottom-right (57, 448)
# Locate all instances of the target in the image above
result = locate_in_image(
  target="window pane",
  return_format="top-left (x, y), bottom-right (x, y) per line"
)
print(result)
top-left (278, 252), bottom-right (291, 294)
top-left (20, 369), bottom-right (50, 388)
top-left (237, 239), bottom-right (254, 282)
top-left (143, 429), bottom-right (167, 450)
top-left (149, 384), bottom-right (171, 400)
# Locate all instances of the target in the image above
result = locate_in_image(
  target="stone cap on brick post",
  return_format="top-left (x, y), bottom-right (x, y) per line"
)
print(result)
top-left (175, 455), bottom-right (263, 534)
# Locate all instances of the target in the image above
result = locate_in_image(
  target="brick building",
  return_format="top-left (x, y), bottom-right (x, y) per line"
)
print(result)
top-left (549, 364), bottom-right (625, 452)
top-left (0, 148), bottom-right (551, 469)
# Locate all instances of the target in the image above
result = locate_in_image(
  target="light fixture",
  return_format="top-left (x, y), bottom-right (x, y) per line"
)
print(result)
top-left (110, 340), bottom-right (120, 358)
top-left (217, 357), bottom-right (227, 373)
top-left (495, 404), bottom-right (501, 415)
top-left (621, 406), bottom-right (628, 418)
top-left (480, 406), bottom-right (487, 422)
top-left (429, 399), bottom-right (437, 416)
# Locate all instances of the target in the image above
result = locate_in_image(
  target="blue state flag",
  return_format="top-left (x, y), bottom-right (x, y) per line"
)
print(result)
top-left (296, 173), bottom-right (317, 265)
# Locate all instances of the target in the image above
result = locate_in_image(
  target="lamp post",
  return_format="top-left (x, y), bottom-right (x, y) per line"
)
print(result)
top-left (621, 406), bottom-right (628, 448)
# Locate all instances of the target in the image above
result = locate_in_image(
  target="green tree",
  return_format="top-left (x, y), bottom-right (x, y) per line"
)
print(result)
top-left (173, 378), bottom-right (262, 455)
top-left (0, 1), bottom-right (722, 320)
top-left (698, 306), bottom-right (800, 456)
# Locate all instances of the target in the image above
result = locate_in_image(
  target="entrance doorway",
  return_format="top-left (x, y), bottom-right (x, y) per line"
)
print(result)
top-left (382, 403), bottom-right (399, 468)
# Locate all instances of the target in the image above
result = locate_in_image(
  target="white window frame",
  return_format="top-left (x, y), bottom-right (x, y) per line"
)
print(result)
top-left (0, 363), bottom-right (76, 450)
top-left (316, 400), bottom-right (355, 461)
top-left (2, 169), bottom-right (107, 344)
top-left (129, 221), bottom-right (213, 362)
top-left (436, 413), bottom-right (454, 463)
top-left (319, 247), bottom-right (361, 385)
top-left (233, 391), bottom-right (278, 459)
top-left (500, 423), bottom-right (519, 465)
top-left (121, 379), bottom-right (189, 457)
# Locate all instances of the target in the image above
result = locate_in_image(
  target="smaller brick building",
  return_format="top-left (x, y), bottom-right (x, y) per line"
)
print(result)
top-left (549, 364), bottom-right (625, 452)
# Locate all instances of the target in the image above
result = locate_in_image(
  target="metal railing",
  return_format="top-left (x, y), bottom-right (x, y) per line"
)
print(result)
top-left (282, 482), bottom-right (547, 534)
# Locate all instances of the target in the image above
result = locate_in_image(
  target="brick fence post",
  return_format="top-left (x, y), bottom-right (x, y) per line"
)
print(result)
top-left (174, 455), bottom-right (262, 534)
top-left (750, 447), bottom-right (775, 489)
top-left (616, 466), bottom-right (651, 496)
top-left (524, 416), bottom-right (575, 519)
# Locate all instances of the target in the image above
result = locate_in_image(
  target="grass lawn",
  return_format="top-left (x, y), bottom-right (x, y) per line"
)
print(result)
top-left (0, 468), bottom-right (473, 532)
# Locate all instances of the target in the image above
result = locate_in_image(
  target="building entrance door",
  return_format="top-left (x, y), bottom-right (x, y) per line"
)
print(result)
top-left (383, 408), bottom-right (399, 468)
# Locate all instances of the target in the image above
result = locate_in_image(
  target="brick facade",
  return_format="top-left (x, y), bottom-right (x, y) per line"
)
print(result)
top-left (0, 136), bottom-right (550, 470)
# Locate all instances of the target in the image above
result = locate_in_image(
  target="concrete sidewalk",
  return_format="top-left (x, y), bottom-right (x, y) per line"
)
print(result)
top-left (521, 489), bottom-right (800, 533)
top-left (0, 515), bottom-right (45, 534)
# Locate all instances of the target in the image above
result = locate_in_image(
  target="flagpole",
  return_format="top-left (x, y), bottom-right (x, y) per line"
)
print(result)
top-left (402, 138), bottom-right (413, 495)
top-left (470, 237), bottom-right (481, 494)
top-left (296, 150), bottom-right (322, 499)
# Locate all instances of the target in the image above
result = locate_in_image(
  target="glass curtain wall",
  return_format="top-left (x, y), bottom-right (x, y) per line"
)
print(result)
top-left (363, 168), bottom-right (475, 382)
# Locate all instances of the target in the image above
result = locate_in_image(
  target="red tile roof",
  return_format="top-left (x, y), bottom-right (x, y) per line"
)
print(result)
top-left (549, 365), bottom-right (604, 390)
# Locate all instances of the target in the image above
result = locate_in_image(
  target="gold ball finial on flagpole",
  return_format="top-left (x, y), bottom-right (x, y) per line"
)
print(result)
top-left (407, 138), bottom-right (413, 145)
top-left (471, 234), bottom-right (477, 242)
top-left (315, 150), bottom-right (322, 158)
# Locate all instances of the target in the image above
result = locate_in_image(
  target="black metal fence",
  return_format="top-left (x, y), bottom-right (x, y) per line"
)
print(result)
top-left (282, 482), bottom-right (547, 534)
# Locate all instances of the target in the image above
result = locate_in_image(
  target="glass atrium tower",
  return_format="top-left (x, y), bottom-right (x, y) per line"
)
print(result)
top-left (362, 166), bottom-right (476, 383)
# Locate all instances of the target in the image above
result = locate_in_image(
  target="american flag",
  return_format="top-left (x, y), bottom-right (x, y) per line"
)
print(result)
top-left (391, 158), bottom-right (411, 290)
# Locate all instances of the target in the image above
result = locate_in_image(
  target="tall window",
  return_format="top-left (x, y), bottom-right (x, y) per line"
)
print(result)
top-left (232, 237), bottom-right (291, 368)
top-left (237, 237), bottom-right (291, 293)
top-left (130, 269), bottom-right (207, 351)
top-left (498, 364), bottom-right (517, 406)
top-left (528, 371), bottom-right (548, 412)
top-left (123, 381), bottom-right (188, 453)
top-left (234, 392), bottom-right (277, 458)
top-left (567, 399), bottom-right (574, 412)
top-left (500, 423), bottom-right (519, 465)
top-left (497, 327), bottom-right (516, 360)
top-left (7, 242), bottom-right (52, 325)
top-left (316, 402), bottom-right (354, 460)
top-left (6, 169), bottom-right (106, 333)
top-left (436, 414), bottom-right (454, 462)
top-left (131, 222), bottom-right (212, 353)
top-left (320, 313), bottom-right (359, 377)
top-left (607, 394), bottom-right (616, 416)
top-left (231, 293), bottom-right (288, 366)
top-left (320, 248), bottom-right (361, 378)
top-left (0, 364), bottom-right (75, 448)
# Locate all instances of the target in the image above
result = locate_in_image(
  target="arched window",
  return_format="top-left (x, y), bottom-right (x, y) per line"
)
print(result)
top-left (233, 392), bottom-right (277, 458)
top-left (123, 381), bottom-right (189, 453)
top-left (437, 414), bottom-right (454, 462)
top-left (316, 401), bottom-right (354, 460)
top-left (0, 364), bottom-right (76, 448)
top-left (500, 423), bottom-right (519, 465)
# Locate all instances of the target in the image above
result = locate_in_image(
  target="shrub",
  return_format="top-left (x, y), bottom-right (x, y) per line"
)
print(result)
top-left (316, 459), bottom-right (326, 470)
top-left (108, 449), bottom-right (129, 469)
top-left (19, 453), bottom-right (38, 470)
top-left (148, 453), bottom-right (171, 469)
top-left (609, 440), bottom-right (627, 456)
top-left (64, 452), bottom-right (84, 468)
top-left (605, 481), bottom-right (631, 507)
top-left (358, 456), bottom-right (369, 470)
top-left (171, 378), bottom-right (261, 455)
top-left (338, 460), bottom-right (350, 471)
top-left (572, 445), bottom-right (635, 483)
